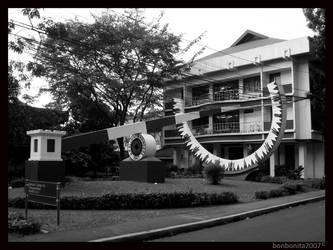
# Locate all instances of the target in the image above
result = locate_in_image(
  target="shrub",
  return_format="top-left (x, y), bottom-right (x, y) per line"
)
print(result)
top-left (8, 211), bottom-right (41, 235)
top-left (166, 165), bottom-right (178, 177)
top-left (245, 170), bottom-right (267, 182)
top-left (204, 162), bottom-right (224, 185)
top-left (287, 166), bottom-right (304, 180)
top-left (9, 178), bottom-right (25, 188)
top-left (185, 163), bottom-right (203, 177)
top-left (260, 176), bottom-right (288, 184)
top-left (8, 191), bottom-right (238, 210)
top-left (309, 177), bottom-right (325, 190)
top-left (269, 188), bottom-right (286, 198)
top-left (255, 182), bottom-right (306, 200)
top-left (282, 183), bottom-right (299, 194)
top-left (8, 164), bottom-right (25, 182)
top-left (275, 164), bottom-right (288, 177)
top-left (255, 191), bottom-right (270, 199)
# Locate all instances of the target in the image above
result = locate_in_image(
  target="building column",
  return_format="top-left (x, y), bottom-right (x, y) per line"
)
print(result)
top-left (213, 143), bottom-right (221, 157)
top-left (224, 146), bottom-right (229, 159)
top-left (243, 144), bottom-right (248, 157)
top-left (184, 149), bottom-right (189, 169)
top-left (173, 148), bottom-right (178, 166)
top-left (239, 78), bottom-right (244, 99)
top-left (269, 151), bottom-right (276, 177)
top-left (190, 153), bottom-right (196, 167)
top-left (209, 84), bottom-right (213, 102)
top-left (209, 115), bottom-right (213, 133)
top-left (298, 142), bottom-right (306, 178)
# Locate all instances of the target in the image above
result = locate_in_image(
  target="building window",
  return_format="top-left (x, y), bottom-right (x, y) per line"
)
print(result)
top-left (34, 139), bottom-right (38, 152)
top-left (213, 80), bottom-right (239, 101)
top-left (243, 76), bottom-right (261, 95)
top-left (269, 72), bottom-right (281, 84)
top-left (47, 139), bottom-right (55, 152)
top-left (192, 117), bottom-right (209, 135)
top-left (164, 88), bottom-right (184, 101)
top-left (244, 109), bottom-right (254, 114)
top-left (213, 111), bottom-right (240, 133)
top-left (192, 85), bottom-right (210, 105)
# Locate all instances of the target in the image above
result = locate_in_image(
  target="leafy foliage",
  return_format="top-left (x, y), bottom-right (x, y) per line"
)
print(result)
top-left (9, 191), bottom-right (238, 210)
top-left (62, 142), bottom-right (120, 177)
top-left (27, 9), bottom-right (202, 158)
top-left (204, 161), bottom-right (225, 185)
top-left (8, 102), bottom-right (68, 178)
top-left (8, 211), bottom-right (41, 235)
top-left (303, 8), bottom-right (326, 133)
top-left (185, 162), bottom-right (203, 176)
top-left (259, 176), bottom-right (289, 184)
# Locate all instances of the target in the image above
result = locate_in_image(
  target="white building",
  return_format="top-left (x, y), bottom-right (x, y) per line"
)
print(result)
top-left (161, 30), bottom-right (325, 179)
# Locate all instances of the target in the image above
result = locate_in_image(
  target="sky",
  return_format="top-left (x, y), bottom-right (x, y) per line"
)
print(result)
top-left (8, 8), bottom-right (314, 108)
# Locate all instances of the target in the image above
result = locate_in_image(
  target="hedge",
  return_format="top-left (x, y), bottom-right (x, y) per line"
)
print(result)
top-left (8, 211), bottom-right (41, 235)
top-left (255, 183), bottom-right (304, 200)
top-left (8, 178), bottom-right (25, 188)
top-left (8, 191), bottom-right (238, 210)
top-left (259, 176), bottom-right (289, 184)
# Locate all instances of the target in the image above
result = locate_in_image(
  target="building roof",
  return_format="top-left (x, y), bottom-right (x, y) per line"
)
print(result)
top-left (196, 29), bottom-right (285, 62)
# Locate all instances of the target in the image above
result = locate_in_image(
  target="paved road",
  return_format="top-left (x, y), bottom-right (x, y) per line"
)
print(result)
top-left (151, 200), bottom-right (325, 242)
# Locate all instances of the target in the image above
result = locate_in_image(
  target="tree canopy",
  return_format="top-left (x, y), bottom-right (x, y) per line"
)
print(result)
top-left (303, 8), bottom-right (326, 133)
top-left (8, 8), bottom-right (69, 175)
top-left (27, 9), bottom-right (202, 157)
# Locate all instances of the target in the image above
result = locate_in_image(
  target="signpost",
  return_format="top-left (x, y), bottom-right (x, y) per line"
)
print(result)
top-left (25, 179), bottom-right (61, 226)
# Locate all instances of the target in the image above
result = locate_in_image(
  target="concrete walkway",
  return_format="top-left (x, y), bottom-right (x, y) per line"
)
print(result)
top-left (8, 190), bottom-right (325, 242)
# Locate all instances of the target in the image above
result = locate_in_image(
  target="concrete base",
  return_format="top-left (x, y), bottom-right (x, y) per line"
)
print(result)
top-left (25, 160), bottom-right (65, 183)
top-left (120, 157), bottom-right (166, 183)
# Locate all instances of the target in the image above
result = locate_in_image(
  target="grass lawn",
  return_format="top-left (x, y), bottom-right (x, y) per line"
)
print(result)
top-left (8, 178), bottom-right (282, 238)
top-left (8, 178), bottom-right (281, 203)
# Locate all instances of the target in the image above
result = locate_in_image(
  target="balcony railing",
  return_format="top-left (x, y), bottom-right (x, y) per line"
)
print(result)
top-left (191, 121), bottom-right (263, 135)
top-left (191, 93), bottom-right (210, 106)
top-left (186, 88), bottom-right (262, 107)
top-left (213, 89), bottom-right (239, 101)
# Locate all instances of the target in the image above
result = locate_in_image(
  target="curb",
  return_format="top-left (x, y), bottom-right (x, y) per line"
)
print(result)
top-left (89, 194), bottom-right (325, 242)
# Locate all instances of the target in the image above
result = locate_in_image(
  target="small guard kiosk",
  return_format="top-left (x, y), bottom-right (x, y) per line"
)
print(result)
top-left (25, 129), bottom-right (66, 183)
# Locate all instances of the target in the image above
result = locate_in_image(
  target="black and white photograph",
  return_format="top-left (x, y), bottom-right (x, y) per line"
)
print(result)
top-left (8, 8), bottom-right (325, 244)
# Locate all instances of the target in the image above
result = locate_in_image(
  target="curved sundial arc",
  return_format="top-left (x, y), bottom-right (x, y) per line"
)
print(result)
top-left (171, 81), bottom-right (287, 175)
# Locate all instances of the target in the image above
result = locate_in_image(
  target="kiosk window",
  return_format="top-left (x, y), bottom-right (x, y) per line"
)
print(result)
top-left (47, 139), bottom-right (55, 152)
top-left (34, 139), bottom-right (38, 152)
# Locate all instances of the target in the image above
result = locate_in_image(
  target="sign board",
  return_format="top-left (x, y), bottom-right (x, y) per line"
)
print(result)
top-left (25, 179), bottom-right (61, 225)
top-left (25, 180), bottom-right (58, 206)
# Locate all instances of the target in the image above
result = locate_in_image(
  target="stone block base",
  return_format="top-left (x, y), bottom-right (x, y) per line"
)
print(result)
top-left (25, 160), bottom-right (65, 183)
top-left (120, 157), bottom-right (166, 183)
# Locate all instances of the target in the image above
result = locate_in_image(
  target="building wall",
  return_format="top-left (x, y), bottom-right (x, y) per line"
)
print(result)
top-left (294, 59), bottom-right (312, 139)
top-left (163, 36), bottom-right (324, 178)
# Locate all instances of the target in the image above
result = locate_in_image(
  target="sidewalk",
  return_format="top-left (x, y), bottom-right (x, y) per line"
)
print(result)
top-left (8, 190), bottom-right (325, 242)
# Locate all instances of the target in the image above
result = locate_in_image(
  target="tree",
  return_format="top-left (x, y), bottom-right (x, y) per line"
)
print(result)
top-left (8, 8), bottom-right (42, 103)
top-left (8, 8), bottom-right (70, 179)
top-left (27, 9), bottom-right (203, 158)
top-left (303, 8), bottom-right (326, 133)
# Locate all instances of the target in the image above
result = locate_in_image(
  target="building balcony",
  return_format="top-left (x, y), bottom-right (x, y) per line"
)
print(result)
top-left (181, 121), bottom-right (263, 137)
top-left (213, 89), bottom-right (240, 101)
top-left (185, 89), bottom-right (262, 108)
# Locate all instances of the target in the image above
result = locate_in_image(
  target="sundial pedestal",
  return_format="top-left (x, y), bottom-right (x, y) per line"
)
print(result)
top-left (119, 157), bottom-right (166, 183)
top-left (119, 133), bottom-right (166, 183)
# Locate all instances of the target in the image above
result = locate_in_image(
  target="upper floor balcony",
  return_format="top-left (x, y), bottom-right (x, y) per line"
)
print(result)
top-left (164, 72), bottom-right (293, 110)
top-left (186, 88), bottom-right (260, 107)
top-left (191, 121), bottom-right (263, 136)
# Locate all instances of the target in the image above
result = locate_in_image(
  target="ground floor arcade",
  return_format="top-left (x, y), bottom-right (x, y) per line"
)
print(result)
top-left (170, 141), bottom-right (325, 179)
